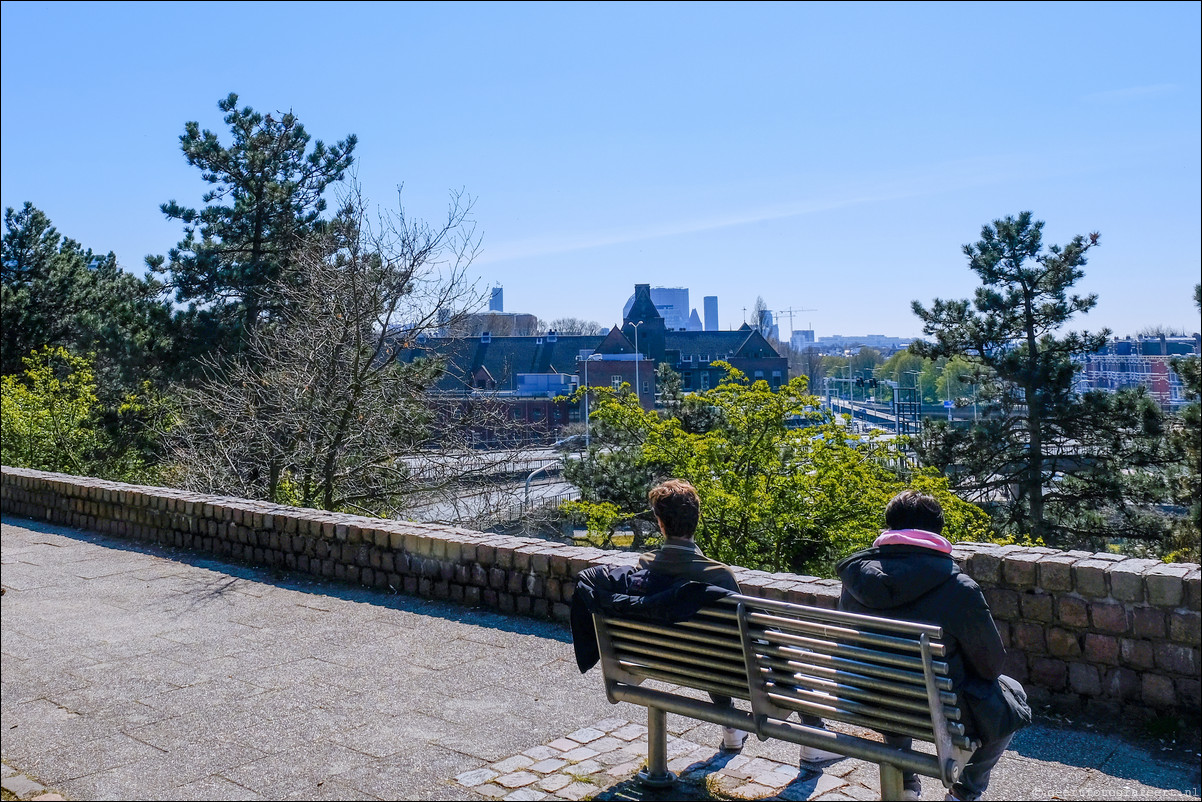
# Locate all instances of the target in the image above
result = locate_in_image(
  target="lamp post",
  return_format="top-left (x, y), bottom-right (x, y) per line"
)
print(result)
top-left (631, 321), bottom-right (645, 409)
top-left (581, 353), bottom-right (602, 448)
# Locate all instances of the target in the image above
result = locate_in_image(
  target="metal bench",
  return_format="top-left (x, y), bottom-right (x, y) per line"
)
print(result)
top-left (592, 594), bottom-right (979, 801)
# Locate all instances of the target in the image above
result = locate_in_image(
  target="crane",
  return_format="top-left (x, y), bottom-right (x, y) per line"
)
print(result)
top-left (772, 307), bottom-right (817, 338)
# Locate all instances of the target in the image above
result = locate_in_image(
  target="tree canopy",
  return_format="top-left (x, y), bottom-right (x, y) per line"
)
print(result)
top-left (913, 212), bottom-right (1177, 548)
top-left (149, 93), bottom-right (357, 354)
top-left (564, 365), bottom-right (993, 576)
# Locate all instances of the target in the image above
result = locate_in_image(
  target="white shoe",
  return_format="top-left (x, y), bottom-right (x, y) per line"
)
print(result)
top-left (798, 743), bottom-right (843, 764)
top-left (721, 727), bottom-right (748, 751)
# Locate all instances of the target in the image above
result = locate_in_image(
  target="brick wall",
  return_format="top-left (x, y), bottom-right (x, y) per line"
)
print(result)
top-left (2, 466), bottom-right (1198, 722)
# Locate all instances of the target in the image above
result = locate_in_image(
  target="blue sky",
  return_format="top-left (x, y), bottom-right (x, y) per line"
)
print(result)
top-left (2, 1), bottom-right (1199, 339)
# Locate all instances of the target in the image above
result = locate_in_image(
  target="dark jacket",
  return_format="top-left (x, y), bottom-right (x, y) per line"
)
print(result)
top-left (637, 541), bottom-right (741, 593)
top-left (836, 544), bottom-right (1008, 726)
top-left (569, 564), bottom-right (735, 673)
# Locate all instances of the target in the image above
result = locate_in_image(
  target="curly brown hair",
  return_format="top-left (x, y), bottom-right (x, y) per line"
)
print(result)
top-left (648, 479), bottom-right (701, 540)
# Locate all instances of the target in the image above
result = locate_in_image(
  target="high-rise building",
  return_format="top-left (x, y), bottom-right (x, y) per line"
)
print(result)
top-left (703, 296), bottom-right (719, 331)
top-left (623, 287), bottom-right (691, 331)
top-left (489, 286), bottom-right (504, 312)
top-left (790, 330), bottom-right (815, 350)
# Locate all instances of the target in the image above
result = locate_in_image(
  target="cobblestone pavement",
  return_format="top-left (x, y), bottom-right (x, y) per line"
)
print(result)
top-left (2, 516), bottom-right (1199, 801)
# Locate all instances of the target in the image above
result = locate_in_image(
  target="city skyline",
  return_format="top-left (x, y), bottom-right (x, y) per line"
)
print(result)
top-left (2, 2), bottom-right (1199, 338)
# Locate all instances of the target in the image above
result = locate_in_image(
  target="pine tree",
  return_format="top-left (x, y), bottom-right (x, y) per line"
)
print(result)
top-left (2, 203), bottom-right (172, 394)
top-left (912, 212), bottom-right (1174, 546)
top-left (148, 93), bottom-right (356, 354)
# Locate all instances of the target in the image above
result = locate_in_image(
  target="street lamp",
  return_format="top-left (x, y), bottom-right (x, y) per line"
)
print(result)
top-left (580, 353), bottom-right (602, 448)
top-left (630, 321), bottom-right (645, 409)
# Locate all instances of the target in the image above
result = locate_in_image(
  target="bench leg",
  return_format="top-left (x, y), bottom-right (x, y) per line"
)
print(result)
top-left (636, 707), bottom-right (676, 788)
top-left (878, 762), bottom-right (905, 801)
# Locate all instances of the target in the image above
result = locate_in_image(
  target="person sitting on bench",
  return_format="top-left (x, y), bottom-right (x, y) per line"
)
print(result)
top-left (640, 479), bottom-right (842, 763)
top-left (837, 490), bottom-right (1024, 801)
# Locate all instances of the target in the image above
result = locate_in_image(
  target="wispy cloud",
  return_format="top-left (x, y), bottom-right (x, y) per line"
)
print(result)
top-left (475, 157), bottom-right (1025, 266)
top-left (1081, 83), bottom-right (1177, 103)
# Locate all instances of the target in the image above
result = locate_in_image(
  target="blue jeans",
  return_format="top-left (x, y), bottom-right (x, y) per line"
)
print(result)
top-left (885, 731), bottom-right (1013, 800)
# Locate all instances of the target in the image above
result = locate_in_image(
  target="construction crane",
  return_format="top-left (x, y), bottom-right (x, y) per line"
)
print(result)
top-left (772, 307), bottom-right (817, 337)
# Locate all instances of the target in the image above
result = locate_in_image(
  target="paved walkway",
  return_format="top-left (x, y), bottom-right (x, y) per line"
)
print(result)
top-left (1, 516), bottom-right (1199, 801)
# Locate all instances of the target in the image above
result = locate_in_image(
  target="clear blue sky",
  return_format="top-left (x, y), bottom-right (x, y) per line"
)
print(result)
top-left (3, 1), bottom-right (1199, 339)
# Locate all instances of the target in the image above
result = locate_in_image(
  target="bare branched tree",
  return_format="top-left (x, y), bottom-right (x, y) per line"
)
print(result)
top-left (165, 185), bottom-right (489, 513)
top-left (543, 317), bottom-right (605, 335)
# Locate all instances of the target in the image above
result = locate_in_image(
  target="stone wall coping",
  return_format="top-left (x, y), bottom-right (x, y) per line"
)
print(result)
top-left (5, 465), bottom-right (1200, 721)
top-left (3, 465), bottom-right (1198, 587)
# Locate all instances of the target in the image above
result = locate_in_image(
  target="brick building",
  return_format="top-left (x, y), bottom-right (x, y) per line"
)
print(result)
top-left (397, 283), bottom-right (790, 436)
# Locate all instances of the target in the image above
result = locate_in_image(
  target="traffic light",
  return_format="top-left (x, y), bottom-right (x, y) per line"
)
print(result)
top-left (855, 377), bottom-right (864, 387)
top-left (868, 378), bottom-right (878, 389)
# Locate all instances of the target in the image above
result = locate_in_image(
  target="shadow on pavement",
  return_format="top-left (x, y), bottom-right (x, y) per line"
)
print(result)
top-left (1, 514), bottom-right (572, 643)
top-left (590, 751), bottom-right (826, 801)
top-left (1008, 718), bottom-right (1201, 795)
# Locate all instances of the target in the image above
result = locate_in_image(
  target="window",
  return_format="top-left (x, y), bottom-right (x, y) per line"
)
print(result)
top-left (682, 372), bottom-right (693, 390)
top-left (772, 370), bottom-right (782, 388)
top-left (512, 407), bottom-right (524, 420)
top-left (569, 407), bottom-right (581, 422)
top-left (683, 354), bottom-right (693, 363)
top-left (611, 375), bottom-right (623, 389)
top-left (531, 407), bottom-right (545, 422)
top-left (701, 372), bottom-right (710, 390)
top-left (701, 354), bottom-right (711, 363)
top-left (754, 370), bottom-right (764, 381)
top-left (642, 380), bottom-right (649, 395)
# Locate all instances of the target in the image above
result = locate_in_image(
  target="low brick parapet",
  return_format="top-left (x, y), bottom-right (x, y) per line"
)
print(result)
top-left (2, 466), bottom-right (1198, 723)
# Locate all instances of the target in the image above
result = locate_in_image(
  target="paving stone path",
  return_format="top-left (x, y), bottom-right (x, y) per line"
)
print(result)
top-left (2, 516), bottom-right (1199, 801)
top-left (453, 717), bottom-right (857, 801)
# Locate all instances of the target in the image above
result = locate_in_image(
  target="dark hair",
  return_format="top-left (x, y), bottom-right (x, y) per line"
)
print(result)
top-left (649, 479), bottom-right (701, 540)
top-left (884, 490), bottom-right (945, 534)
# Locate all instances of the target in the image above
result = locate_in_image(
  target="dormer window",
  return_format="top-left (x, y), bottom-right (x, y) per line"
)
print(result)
top-left (547, 329), bottom-right (558, 343)
top-left (481, 332), bottom-right (491, 344)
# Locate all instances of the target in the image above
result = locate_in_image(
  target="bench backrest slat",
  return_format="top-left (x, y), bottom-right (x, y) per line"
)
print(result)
top-left (745, 609), bottom-right (946, 657)
top-left (617, 660), bottom-right (751, 700)
top-left (758, 658), bottom-right (960, 718)
top-left (754, 625), bottom-right (949, 676)
top-left (759, 650), bottom-right (957, 704)
top-left (759, 642), bottom-right (954, 693)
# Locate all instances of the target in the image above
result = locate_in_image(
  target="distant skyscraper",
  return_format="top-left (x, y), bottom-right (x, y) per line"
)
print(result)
top-left (703, 296), bottom-right (718, 331)
top-left (623, 287), bottom-right (691, 330)
top-left (489, 286), bottom-right (504, 312)
top-left (687, 308), bottom-right (703, 331)
top-left (790, 330), bottom-right (816, 350)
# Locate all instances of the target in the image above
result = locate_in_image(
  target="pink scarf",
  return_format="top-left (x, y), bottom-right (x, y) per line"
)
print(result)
top-left (872, 529), bottom-right (952, 554)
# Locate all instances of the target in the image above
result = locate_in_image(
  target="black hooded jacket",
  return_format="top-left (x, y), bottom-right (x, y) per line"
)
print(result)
top-left (836, 544), bottom-right (1007, 699)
